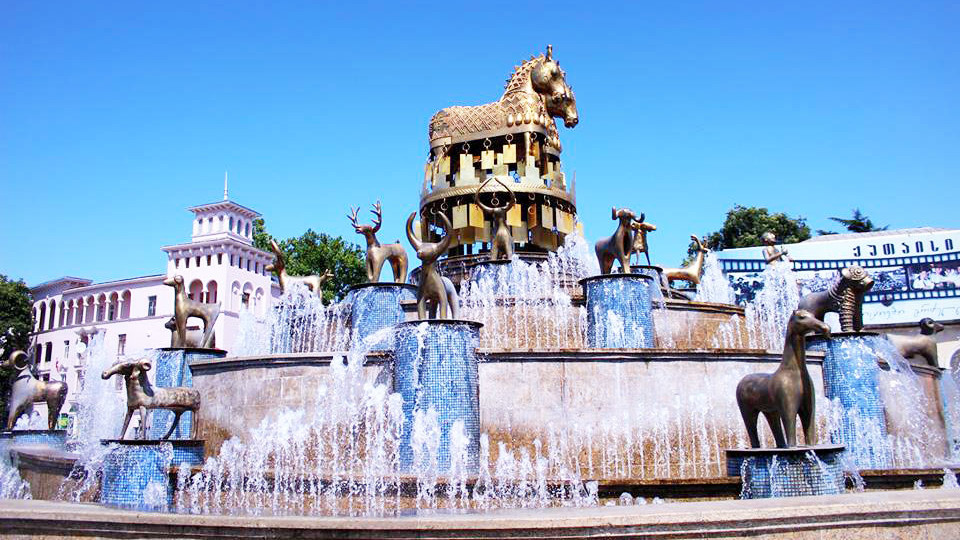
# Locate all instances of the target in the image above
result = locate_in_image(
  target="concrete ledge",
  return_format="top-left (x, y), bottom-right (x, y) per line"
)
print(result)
top-left (1, 490), bottom-right (959, 539)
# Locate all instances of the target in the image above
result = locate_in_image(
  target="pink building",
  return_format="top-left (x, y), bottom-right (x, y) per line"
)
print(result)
top-left (27, 194), bottom-right (280, 425)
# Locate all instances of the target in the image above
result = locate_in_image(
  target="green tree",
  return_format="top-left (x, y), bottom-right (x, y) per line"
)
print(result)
top-left (256, 219), bottom-right (366, 302)
top-left (819, 208), bottom-right (887, 235)
top-left (0, 275), bottom-right (34, 421)
top-left (702, 205), bottom-right (812, 252)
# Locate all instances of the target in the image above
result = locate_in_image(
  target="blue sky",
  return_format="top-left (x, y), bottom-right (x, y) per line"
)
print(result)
top-left (2, 1), bottom-right (958, 286)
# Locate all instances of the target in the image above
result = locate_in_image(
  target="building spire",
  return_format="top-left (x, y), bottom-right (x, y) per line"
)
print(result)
top-left (223, 171), bottom-right (229, 201)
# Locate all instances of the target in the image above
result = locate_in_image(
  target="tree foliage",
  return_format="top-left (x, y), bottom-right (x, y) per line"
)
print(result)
top-left (0, 275), bottom-right (34, 420)
top-left (255, 220), bottom-right (365, 302)
top-left (703, 205), bottom-right (812, 251)
top-left (818, 208), bottom-right (887, 235)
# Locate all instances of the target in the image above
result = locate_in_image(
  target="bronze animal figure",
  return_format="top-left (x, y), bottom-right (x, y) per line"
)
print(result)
top-left (661, 235), bottom-right (709, 287)
top-left (407, 211), bottom-right (454, 319)
top-left (595, 208), bottom-right (638, 274)
top-left (164, 317), bottom-right (214, 349)
top-left (629, 215), bottom-right (657, 266)
top-left (4, 350), bottom-right (68, 430)
top-left (429, 44), bottom-right (578, 152)
top-left (349, 201), bottom-right (409, 283)
top-left (265, 239), bottom-right (332, 295)
top-left (736, 310), bottom-right (831, 448)
top-left (102, 359), bottom-right (200, 440)
top-left (888, 318), bottom-right (945, 368)
top-left (163, 275), bottom-right (220, 349)
top-left (475, 177), bottom-right (517, 261)
top-left (797, 265), bottom-right (874, 332)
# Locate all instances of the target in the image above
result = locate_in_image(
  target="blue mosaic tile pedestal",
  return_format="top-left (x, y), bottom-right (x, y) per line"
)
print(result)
top-left (99, 439), bottom-right (204, 510)
top-left (807, 332), bottom-right (892, 469)
top-left (394, 320), bottom-right (482, 474)
top-left (346, 283), bottom-right (417, 351)
top-left (149, 348), bottom-right (226, 440)
top-left (0, 429), bottom-right (68, 450)
top-left (580, 274), bottom-right (656, 348)
top-left (726, 445), bottom-right (845, 499)
top-left (630, 265), bottom-right (666, 304)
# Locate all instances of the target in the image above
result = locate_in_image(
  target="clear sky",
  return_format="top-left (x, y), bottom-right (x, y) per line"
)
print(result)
top-left (2, 1), bottom-right (958, 286)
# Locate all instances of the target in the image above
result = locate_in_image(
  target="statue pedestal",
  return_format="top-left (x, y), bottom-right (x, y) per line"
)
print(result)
top-left (580, 274), bottom-right (656, 348)
top-left (393, 320), bottom-right (482, 474)
top-left (98, 439), bottom-right (204, 510)
top-left (630, 265), bottom-right (666, 304)
top-left (346, 283), bottom-right (417, 351)
top-left (152, 348), bottom-right (226, 440)
top-left (726, 445), bottom-right (845, 499)
top-left (0, 429), bottom-right (68, 450)
top-left (807, 332), bottom-right (892, 469)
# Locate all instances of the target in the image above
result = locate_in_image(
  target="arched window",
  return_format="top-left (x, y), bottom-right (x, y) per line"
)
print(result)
top-left (206, 280), bottom-right (219, 304)
top-left (229, 216), bottom-right (234, 231)
top-left (231, 281), bottom-right (242, 311)
top-left (37, 303), bottom-right (46, 332)
top-left (189, 279), bottom-right (204, 302)
top-left (255, 287), bottom-right (266, 316)
top-left (121, 291), bottom-right (132, 319)
top-left (48, 299), bottom-right (57, 330)
top-left (245, 223), bottom-right (251, 237)
top-left (242, 282), bottom-right (254, 310)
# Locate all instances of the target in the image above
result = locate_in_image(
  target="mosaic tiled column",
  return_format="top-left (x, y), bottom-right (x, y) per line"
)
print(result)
top-left (466, 260), bottom-right (515, 295)
top-left (148, 348), bottom-right (226, 440)
top-left (580, 274), bottom-right (656, 348)
top-left (346, 283), bottom-right (417, 351)
top-left (726, 446), bottom-right (845, 499)
top-left (394, 320), bottom-right (482, 474)
top-left (807, 333), bottom-right (892, 469)
top-left (99, 440), bottom-right (204, 510)
top-left (631, 265), bottom-right (666, 304)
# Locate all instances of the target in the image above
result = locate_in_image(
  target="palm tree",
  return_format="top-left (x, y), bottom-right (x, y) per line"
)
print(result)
top-left (822, 209), bottom-right (887, 234)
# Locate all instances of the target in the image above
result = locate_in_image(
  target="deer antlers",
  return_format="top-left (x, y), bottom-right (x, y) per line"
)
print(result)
top-left (348, 202), bottom-right (383, 232)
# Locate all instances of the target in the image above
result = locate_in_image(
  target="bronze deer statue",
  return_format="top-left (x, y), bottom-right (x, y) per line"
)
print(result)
top-left (349, 201), bottom-right (409, 283)
top-left (265, 239), bottom-right (332, 295)
top-left (163, 274), bottom-right (219, 349)
top-left (102, 359), bottom-right (200, 440)
top-left (4, 350), bottom-right (68, 430)
top-left (595, 208), bottom-right (638, 274)
top-left (406, 211), bottom-right (455, 319)
top-left (736, 310), bottom-right (831, 448)
top-left (662, 235), bottom-right (709, 287)
top-left (475, 177), bottom-right (517, 261)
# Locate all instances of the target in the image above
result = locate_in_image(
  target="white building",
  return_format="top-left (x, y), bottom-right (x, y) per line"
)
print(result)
top-left (27, 193), bottom-right (280, 425)
top-left (715, 227), bottom-right (960, 366)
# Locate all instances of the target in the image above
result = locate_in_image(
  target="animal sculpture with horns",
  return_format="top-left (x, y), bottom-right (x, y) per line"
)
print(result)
top-left (349, 201), bottom-right (409, 283)
top-left (266, 239), bottom-right (332, 295)
top-left (661, 236), bottom-right (709, 287)
top-left (102, 359), bottom-right (201, 440)
top-left (4, 350), bottom-right (68, 430)
top-left (428, 45), bottom-right (578, 151)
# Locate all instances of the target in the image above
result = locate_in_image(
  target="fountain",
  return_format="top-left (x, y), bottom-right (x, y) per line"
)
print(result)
top-left (2, 45), bottom-right (960, 538)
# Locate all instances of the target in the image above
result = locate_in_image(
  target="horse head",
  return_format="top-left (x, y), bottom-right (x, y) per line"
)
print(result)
top-left (789, 309), bottom-right (831, 339)
top-left (531, 45), bottom-right (578, 128)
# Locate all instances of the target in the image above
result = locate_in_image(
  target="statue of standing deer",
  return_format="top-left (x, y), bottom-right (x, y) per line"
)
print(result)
top-left (265, 239), bottom-right (332, 295)
top-left (661, 235), bottom-right (709, 288)
top-left (349, 201), bottom-right (409, 283)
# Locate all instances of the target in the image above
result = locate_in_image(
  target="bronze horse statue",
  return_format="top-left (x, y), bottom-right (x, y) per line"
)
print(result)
top-left (736, 310), bottom-right (831, 448)
top-left (4, 350), bottom-right (68, 430)
top-left (429, 45), bottom-right (578, 152)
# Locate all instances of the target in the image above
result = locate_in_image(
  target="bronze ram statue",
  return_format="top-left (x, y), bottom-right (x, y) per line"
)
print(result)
top-left (4, 350), bottom-right (68, 431)
top-left (102, 359), bottom-right (200, 440)
top-left (797, 265), bottom-right (874, 332)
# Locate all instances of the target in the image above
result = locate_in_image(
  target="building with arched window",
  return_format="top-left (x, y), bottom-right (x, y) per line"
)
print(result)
top-left (28, 193), bottom-right (281, 426)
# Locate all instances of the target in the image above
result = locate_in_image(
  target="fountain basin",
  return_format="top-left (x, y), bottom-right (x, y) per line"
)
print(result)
top-left (726, 445), bottom-right (845, 499)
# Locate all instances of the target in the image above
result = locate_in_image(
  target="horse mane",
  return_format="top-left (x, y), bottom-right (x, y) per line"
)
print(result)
top-left (501, 54), bottom-right (544, 98)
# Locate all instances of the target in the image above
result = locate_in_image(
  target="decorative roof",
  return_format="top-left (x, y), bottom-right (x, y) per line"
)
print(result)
top-left (30, 277), bottom-right (93, 293)
top-left (187, 199), bottom-right (261, 219)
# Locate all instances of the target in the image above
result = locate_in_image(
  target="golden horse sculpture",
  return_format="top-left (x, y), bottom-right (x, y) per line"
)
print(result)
top-left (428, 45), bottom-right (578, 151)
top-left (475, 177), bottom-right (517, 261)
top-left (163, 275), bottom-right (220, 349)
top-left (266, 239), bottom-right (332, 295)
top-left (661, 235), bottom-right (709, 287)
top-left (349, 201), bottom-right (409, 283)
top-left (406, 211), bottom-right (454, 320)
top-left (736, 310), bottom-right (831, 448)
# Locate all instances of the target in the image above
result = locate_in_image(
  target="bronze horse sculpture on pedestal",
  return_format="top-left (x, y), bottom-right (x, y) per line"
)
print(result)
top-left (736, 309), bottom-right (831, 448)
